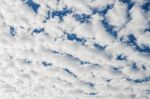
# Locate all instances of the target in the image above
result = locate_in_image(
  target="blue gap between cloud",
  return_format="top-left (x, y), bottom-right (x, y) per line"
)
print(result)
top-left (94, 43), bottom-right (106, 50)
top-left (127, 76), bottom-right (150, 83)
top-left (86, 82), bottom-right (95, 87)
top-left (111, 67), bottom-right (121, 73)
top-left (127, 34), bottom-right (137, 45)
top-left (32, 28), bottom-right (44, 33)
top-left (24, 0), bottom-right (40, 13)
top-left (142, 65), bottom-right (147, 70)
top-left (141, 1), bottom-right (150, 12)
top-left (43, 10), bottom-right (51, 23)
top-left (63, 68), bottom-right (77, 78)
top-left (119, 0), bottom-right (135, 10)
top-left (93, 4), bottom-right (118, 38)
top-left (42, 61), bottom-right (52, 67)
top-left (130, 63), bottom-right (138, 71)
top-left (116, 54), bottom-right (126, 61)
top-left (89, 93), bottom-right (97, 96)
top-left (43, 7), bottom-right (72, 22)
top-left (92, 4), bottom-right (113, 16)
top-left (65, 32), bottom-right (85, 43)
top-left (144, 28), bottom-right (150, 32)
top-left (10, 26), bottom-right (16, 36)
top-left (101, 19), bottom-right (118, 38)
top-left (73, 13), bottom-right (91, 23)
top-left (119, 0), bottom-right (134, 24)
top-left (127, 34), bottom-right (150, 53)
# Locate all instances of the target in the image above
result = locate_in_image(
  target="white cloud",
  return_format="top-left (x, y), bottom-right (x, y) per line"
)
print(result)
top-left (106, 1), bottom-right (128, 29)
top-left (0, 0), bottom-right (149, 99)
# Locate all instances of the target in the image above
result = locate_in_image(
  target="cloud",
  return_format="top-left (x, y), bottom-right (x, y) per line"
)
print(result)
top-left (0, 0), bottom-right (149, 99)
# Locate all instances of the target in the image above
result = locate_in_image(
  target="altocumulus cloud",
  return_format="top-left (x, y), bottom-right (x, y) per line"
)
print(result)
top-left (0, 0), bottom-right (150, 99)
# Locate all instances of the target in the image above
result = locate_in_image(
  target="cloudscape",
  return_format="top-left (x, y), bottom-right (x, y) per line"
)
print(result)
top-left (0, 0), bottom-right (149, 99)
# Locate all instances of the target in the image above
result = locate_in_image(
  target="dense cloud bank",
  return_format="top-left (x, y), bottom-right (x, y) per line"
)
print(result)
top-left (0, 0), bottom-right (150, 99)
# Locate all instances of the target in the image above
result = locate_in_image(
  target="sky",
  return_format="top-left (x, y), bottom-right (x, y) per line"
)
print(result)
top-left (0, 0), bottom-right (150, 99)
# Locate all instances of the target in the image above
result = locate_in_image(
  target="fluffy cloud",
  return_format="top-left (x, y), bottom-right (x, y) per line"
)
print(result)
top-left (0, 0), bottom-right (149, 99)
